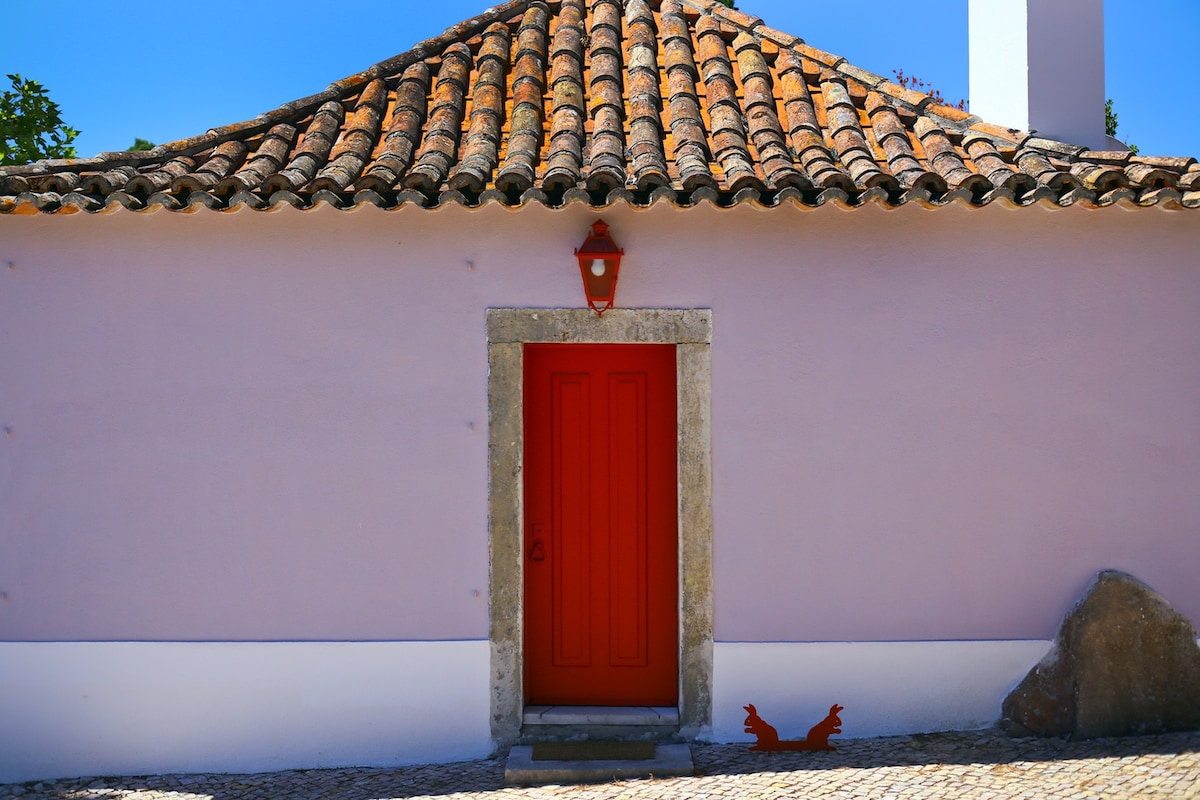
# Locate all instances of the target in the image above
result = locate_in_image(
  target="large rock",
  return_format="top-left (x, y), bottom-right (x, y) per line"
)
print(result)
top-left (1001, 569), bottom-right (1200, 739)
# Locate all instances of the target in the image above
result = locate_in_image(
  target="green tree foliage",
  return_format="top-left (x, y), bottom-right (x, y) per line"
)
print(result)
top-left (714, 0), bottom-right (737, 7)
top-left (1105, 98), bottom-right (1138, 154)
top-left (0, 73), bottom-right (80, 166)
top-left (128, 138), bottom-right (155, 152)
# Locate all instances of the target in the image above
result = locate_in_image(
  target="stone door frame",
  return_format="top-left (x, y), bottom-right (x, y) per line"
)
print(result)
top-left (486, 308), bottom-right (713, 746)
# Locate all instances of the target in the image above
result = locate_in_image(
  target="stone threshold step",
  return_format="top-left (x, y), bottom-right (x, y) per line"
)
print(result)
top-left (523, 705), bottom-right (680, 726)
top-left (504, 743), bottom-right (694, 786)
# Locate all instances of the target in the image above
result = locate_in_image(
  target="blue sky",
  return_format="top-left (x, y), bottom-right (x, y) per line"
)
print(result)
top-left (3, 0), bottom-right (1197, 160)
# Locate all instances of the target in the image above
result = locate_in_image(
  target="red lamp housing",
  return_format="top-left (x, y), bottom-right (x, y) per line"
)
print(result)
top-left (575, 219), bottom-right (624, 316)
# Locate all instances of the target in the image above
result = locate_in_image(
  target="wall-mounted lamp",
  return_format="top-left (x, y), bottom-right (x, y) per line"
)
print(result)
top-left (575, 219), bottom-right (624, 316)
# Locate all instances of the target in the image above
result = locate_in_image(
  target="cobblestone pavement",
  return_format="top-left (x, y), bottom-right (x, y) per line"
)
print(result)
top-left (3, 729), bottom-right (1198, 800)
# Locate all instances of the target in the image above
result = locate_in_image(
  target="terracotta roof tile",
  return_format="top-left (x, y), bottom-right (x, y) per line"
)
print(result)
top-left (495, 4), bottom-right (550, 194)
top-left (963, 133), bottom-right (1036, 194)
top-left (698, 19), bottom-right (761, 192)
top-left (218, 123), bottom-right (297, 193)
top-left (124, 156), bottom-right (197, 195)
top-left (738, 34), bottom-right (804, 189)
top-left (584, 0), bottom-right (627, 192)
top-left (310, 79), bottom-right (388, 192)
top-left (405, 44), bottom-right (473, 192)
top-left (3, 0), bottom-right (1196, 213)
top-left (79, 165), bottom-right (139, 196)
top-left (661, 0), bottom-right (716, 190)
top-left (1178, 169), bottom-right (1200, 191)
top-left (822, 72), bottom-right (888, 189)
top-left (543, 0), bottom-right (587, 190)
top-left (1069, 161), bottom-right (1128, 192)
top-left (263, 100), bottom-right (345, 193)
top-left (449, 24), bottom-right (511, 193)
top-left (914, 117), bottom-right (985, 192)
top-left (172, 141), bottom-right (248, 193)
top-left (626, 0), bottom-right (671, 190)
top-left (780, 55), bottom-right (851, 190)
top-left (867, 92), bottom-right (933, 190)
top-left (357, 62), bottom-right (432, 193)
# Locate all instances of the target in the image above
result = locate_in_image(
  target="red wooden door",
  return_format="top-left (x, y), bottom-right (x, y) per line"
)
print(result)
top-left (523, 344), bottom-right (678, 706)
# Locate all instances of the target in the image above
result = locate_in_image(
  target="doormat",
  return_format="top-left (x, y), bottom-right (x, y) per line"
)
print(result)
top-left (531, 741), bottom-right (657, 761)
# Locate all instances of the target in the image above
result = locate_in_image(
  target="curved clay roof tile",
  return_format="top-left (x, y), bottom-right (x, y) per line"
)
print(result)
top-left (3, 0), bottom-right (1194, 213)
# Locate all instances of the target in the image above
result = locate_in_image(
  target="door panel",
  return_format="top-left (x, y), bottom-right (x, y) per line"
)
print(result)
top-left (551, 372), bottom-right (591, 666)
top-left (524, 344), bottom-right (678, 706)
top-left (609, 372), bottom-right (647, 667)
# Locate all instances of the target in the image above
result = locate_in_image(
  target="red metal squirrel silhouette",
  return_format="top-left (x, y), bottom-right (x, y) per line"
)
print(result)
top-left (743, 703), bottom-right (844, 752)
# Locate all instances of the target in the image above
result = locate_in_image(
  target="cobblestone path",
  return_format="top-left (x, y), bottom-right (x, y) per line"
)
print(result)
top-left (3, 729), bottom-right (1197, 799)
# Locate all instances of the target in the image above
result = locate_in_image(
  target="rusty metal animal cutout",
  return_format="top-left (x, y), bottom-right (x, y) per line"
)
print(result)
top-left (743, 703), bottom-right (844, 752)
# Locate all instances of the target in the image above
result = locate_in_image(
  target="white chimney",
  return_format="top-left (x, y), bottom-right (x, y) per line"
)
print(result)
top-left (968, 0), bottom-right (1114, 150)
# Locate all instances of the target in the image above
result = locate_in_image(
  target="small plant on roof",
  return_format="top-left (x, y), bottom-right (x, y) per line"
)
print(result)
top-left (893, 69), bottom-right (967, 112)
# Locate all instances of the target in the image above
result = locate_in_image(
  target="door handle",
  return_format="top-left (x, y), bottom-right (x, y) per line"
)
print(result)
top-left (530, 539), bottom-right (546, 563)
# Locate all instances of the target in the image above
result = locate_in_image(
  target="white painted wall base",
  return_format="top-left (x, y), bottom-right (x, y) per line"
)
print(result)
top-left (711, 640), bottom-right (1052, 743)
top-left (0, 641), bottom-right (491, 784)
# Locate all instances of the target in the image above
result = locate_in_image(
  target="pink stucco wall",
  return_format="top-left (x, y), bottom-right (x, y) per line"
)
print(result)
top-left (1, 203), bottom-right (1197, 642)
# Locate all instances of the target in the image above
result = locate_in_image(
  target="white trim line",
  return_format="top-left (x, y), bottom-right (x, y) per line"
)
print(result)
top-left (712, 640), bottom-right (1053, 742)
top-left (0, 641), bottom-right (491, 784)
